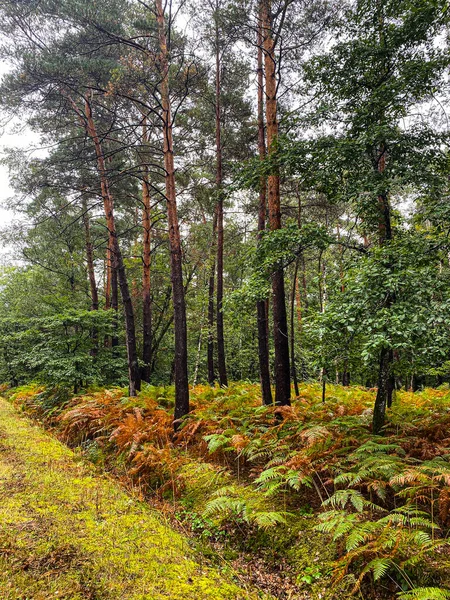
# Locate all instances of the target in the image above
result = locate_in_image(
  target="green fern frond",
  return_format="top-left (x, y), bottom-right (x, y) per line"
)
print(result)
top-left (203, 433), bottom-right (232, 453)
top-left (368, 557), bottom-right (393, 581)
top-left (253, 510), bottom-right (288, 528)
top-left (397, 588), bottom-right (450, 600)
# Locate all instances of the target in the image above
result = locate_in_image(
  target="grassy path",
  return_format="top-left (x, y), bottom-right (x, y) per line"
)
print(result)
top-left (0, 397), bottom-right (260, 600)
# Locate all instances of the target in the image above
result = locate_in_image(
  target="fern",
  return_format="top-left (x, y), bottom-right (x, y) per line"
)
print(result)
top-left (203, 485), bottom-right (288, 529)
top-left (367, 557), bottom-right (393, 581)
top-left (397, 588), bottom-right (450, 600)
top-left (323, 489), bottom-right (380, 512)
top-left (203, 432), bottom-right (233, 453)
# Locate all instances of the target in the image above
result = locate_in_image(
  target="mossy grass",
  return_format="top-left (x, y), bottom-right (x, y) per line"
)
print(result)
top-left (0, 397), bottom-right (266, 599)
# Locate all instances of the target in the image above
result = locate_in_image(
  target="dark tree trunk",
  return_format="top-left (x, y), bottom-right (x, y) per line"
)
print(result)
top-left (82, 197), bottom-right (99, 312)
top-left (156, 0), bottom-right (189, 426)
top-left (257, 300), bottom-right (273, 405)
top-left (342, 364), bottom-right (350, 386)
top-left (262, 0), bottom-right (290, 406)
top-left (207, 211), bottom-right (217, 385)
top-left (78, 96), bottom-right (141, 396)
top-left (373, 146), bottom-right (394, 433)
top-left (290, 260), bottom-right (300, 397)
top-left (81, 196), bottom-right (99, 357)
top-left (207, 256), bottom-right (216, 385)
top-left (111, 255), bottom-right (119, 348)
top-left (215, 22), bottom-right (228, 388)
top-left (256, 14), bottom-right (273, 406)
top-left (374, 346), bottom-right (391, 433)
top-left (105, 240), bottom-right (111, 310)
top-left (141, 116), bottom-right (152, 383)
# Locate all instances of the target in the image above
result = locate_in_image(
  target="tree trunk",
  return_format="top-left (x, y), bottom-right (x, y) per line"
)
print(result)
top-left (373, 346), bottom-right (390, 433)
top-left (81, 196), bottom-right (99, 357)
top-left (256, 14), bottom-right (273, 406)
top-left (373, 145), bottom-right (394, 433)
top-left (105, 240), bottom-right (112, 311)
top-left (207, 211), bottom-right (217, 385)
top-left (141, 116), bottom-right (152, 382)
top-left (290, 260), bottom-right (300, 397)
top-left (215, 21), bottom-right (228, 388)
top-left (193, 303), bottom-right (205, 387)
top-left (82, 97), bottom-right (141, 396)
top-left (111, 253), bottom-right (119, 348)
top-left (156, 0), bottom-right (190, 425)
top-left (82, 197), bottom-right (99, 313)
top-left (261, 0), bottom-right (290, 406)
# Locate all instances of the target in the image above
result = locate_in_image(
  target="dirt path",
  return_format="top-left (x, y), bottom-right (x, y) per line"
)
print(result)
top-left (0, 397), bottom-right (260, 600)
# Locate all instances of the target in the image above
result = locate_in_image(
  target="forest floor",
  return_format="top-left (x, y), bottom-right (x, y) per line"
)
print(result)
top-left (0, 396), bottom-right (266, 600)
top-left (3, 382), bottom-right (450, 600)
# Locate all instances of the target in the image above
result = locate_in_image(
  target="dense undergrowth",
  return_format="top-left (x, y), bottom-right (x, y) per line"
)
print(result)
top-left (3, 381), bottom-right (450, 600)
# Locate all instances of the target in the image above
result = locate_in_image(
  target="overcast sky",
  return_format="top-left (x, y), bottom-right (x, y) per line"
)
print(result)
top-left (0, 62), bottom-right (16, 243)
top-left (0, 61), bottom-right (42, 265)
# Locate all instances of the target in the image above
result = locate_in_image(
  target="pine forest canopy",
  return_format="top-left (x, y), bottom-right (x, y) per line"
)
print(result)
top-left (0, 0), bottom-right (448, 433)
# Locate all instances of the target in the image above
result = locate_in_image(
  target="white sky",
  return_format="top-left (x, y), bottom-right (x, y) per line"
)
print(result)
top-left (0, 61), bottom-right (17, 256)
top-left (0, 61), bottom-right (41, 265)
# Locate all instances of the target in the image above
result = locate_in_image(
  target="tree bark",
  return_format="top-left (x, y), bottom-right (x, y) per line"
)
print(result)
top-left (374, 346), bottom-right (390, 433)
top-left (81, 197), bottom-right (99, 313)
top-left (261, 0), bottom-right (291, 406)
top-left (111, 249), bottom-right (119, 348)
top-left (156, 0), bottom-right (190, 425)
top-left (256, 13), bottom-right (273, 406)
top-left (105, 240), bottom-right (112, 311)
top-left (141, 116), bottom-right (152, 382)
top-left (290, 260), bottom-right (300, 396)
top-left (215, 19), bottom-right (228, 388)
top-left (207, 225), bottom-right (216, 385)
top-left (373, 145), bottom-right (394, 433)
top-left (81, 196), bottom-right (99, 357)
top-left (81, 96), bottom-right (141, 396)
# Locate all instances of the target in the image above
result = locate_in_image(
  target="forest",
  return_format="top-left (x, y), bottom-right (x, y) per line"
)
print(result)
top-left (0, 0), bottom-right (449, 598)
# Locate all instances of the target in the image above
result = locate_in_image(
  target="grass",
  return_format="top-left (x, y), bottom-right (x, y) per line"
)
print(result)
top-left (0, 396), bottom-right (265, 600)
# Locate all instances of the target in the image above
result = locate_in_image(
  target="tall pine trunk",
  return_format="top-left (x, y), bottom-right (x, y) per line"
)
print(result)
top-left (156, 0), bottom-right (190, 425)
top-left (215, 22), bottom-right (228, 387)
top-left (207, 211), bottom-right (217, 385)
top-left (261, 0), bottom-right (290, 406)
top-left (256, 15), bottom-right (273, 406)
top-left (141, 116), bottom-right (152, 382)
top-left (82, 97), bottom-right (141, 396)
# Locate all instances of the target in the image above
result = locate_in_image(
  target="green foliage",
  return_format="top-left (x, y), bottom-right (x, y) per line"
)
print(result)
top-left (0, 308), bottom-right (126, 389)
top-left (398, 589), bottom-right (450, 600)
top-left (204, 485), bottom-right (289, 529)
